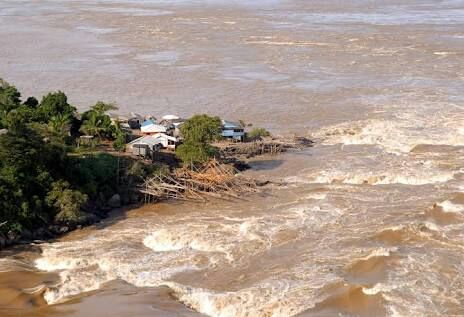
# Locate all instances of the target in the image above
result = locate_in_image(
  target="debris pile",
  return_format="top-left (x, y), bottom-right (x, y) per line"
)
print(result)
top-left (140, 159), bottom-right (258, 202)
top-left (218, 136), bottom-right (314, 158)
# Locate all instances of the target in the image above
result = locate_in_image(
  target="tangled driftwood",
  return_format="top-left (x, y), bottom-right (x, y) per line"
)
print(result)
top-left (140, 159), bottom-right (258, 203)
top-left (217, 136), bottom-right (313, 158)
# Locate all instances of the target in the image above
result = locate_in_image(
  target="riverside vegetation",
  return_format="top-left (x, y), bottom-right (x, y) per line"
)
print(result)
top-left (0, 79), bottom-right (162, 247)
top-left (0, 78), bottom-right (311, 249)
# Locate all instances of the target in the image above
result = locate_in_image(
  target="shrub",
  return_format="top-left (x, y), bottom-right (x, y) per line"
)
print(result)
top-left (67, 153), bottom-right (119, 199)
top-left (176, 142), bottom-right (218, 165)
top-left (46, 181), bottom-right (88, 225)
top-left (247, 127), bottom-right (271, 139)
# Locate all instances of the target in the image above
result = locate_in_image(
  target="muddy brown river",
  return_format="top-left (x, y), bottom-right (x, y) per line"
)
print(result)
top-left (1, 0), bottom-right (464, 316)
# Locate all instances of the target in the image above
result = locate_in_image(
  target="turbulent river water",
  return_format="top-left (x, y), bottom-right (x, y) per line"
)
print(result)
top-left (1, 0), bottom-right (464, 316)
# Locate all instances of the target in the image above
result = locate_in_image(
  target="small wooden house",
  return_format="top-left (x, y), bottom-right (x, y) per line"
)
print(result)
top-left (221, 120), bottom-right (244, 141)
top-left (152, 133), bottom-right (178, 150)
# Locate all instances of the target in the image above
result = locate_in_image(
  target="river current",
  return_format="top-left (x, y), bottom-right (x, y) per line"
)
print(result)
top-left (1, 0), bottom-right (464, 316)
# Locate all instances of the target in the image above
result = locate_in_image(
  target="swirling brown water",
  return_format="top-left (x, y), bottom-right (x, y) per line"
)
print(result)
top-left (1, 0), bottom-right (464, 316)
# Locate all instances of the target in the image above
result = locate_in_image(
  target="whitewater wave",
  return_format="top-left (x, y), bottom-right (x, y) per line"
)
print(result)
top-left (165, 274), bottom-right (343, 317)
top-left (362, 282), bottom-right (400, 295)
top-left (290, 167), bottom-right (456, 186)
top-left (316, 115), bottom-right (464, 154)
top-left (166, 280), bottom-right (308, 317)
top-left (34, 198), bottom-right (342, 305)
top-left (437, 200), bottom-right (464, 214)
top-left (142, 221), bottom-right (269, 263)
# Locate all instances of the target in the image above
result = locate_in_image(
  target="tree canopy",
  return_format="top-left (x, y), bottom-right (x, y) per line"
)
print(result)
top-left (0, 80), bottom-right (123, 235)
top-left (38, 91), bottom-right (76, 122)
top-left (80, 102), bottom-right (117, 139)
top-left (176, 114), bottom-right (222, 164)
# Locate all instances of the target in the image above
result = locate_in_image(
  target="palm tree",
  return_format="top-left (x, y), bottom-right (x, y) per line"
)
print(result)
top-left (49, 113), bottom-right (70, 140)
top-left (79, 111), bottom-right (105, 138)
top-left (91, 101), bottom-right (118, 116)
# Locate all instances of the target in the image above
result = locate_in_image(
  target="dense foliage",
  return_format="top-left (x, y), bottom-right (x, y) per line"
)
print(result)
top-left (0, 79), bottom-right (123, 235)
top-left (176, 114), bottom-right (222, 164)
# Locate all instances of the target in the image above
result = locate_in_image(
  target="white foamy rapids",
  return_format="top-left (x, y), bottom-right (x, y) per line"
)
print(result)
top-left (362, 282), bottom-right (400, 295)
top-left (38, 247), bottom-right (201, 304)
top-left (143, 203), bottom-right (340, 263)
top-left (373, 251), bottom-right (464, 316)
top-left (35, 199), bottom-right (340, 305)
top-left (437, 200), bottom-right (464, 214)
top-left (35, 256), bottom-right (95, 271)
top-left (422, 221), bottom-right (441, 232)
top-left (361, 247), bottom-right (398, 260)
top-left (142, 221), bottom-right (269, 262)
top-left (43, 268), bottom-right (111, 304)
top-left (317, 115), bottom-right (464, 154)
top-left (34, 230), bottom-right (204, 304)
top-left (167, 282), bottom-right (304, 317)
top-left (298, 166), bottom-right (456, 186)
top-left (166, 269), bottom-right (340, 317)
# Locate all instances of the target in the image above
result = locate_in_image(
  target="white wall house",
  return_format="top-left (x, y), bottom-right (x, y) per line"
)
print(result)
top-left (152, 133), bottom-right (178, 150)
top-left (221, 120), bottom-right (244, 141)
top-left (128, 133), bottom-right (178, 153)
top-left (127, 135), bottom-right (163, 157)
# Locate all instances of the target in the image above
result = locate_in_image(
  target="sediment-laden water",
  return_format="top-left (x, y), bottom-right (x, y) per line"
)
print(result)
top-left (1, 0), bottom-right (464, 316)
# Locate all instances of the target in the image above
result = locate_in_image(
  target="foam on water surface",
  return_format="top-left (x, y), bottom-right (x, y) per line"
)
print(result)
top-left (437, 200), bottom-right (464, 214)
top-left (2, 0), bottom-right (464, 315)
top-left (33, 198), bottom-right (345, 306)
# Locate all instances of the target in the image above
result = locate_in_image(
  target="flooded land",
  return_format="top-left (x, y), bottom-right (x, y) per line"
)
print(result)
top-left (1, 0), bottom-right (464, 316)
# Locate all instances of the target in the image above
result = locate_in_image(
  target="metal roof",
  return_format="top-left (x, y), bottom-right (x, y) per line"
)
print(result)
top-left (222, 120), bottom-right (242, 129)
top-left (141, 119), bottom-right (156, 127)
top-left (141, 123), bottom-right (167, 133)
top-left (128, 135), bottom-right (163, 147)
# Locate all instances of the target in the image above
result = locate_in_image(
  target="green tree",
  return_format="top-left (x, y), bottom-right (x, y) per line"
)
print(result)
top-left (0, 82), bottom-right (21, 106)
top-left (112, 122), bottom-right (126, 151)
top-left (23, 97), bottom-right (39, 109)
top-left (80, 102), bottom-right (117, 139)
top-left (38, 91), bottom-right (75, 122)
top-left (3, 105), bottom-right (38, 130)
top-left (0, 124), bottom-right (54, 231)
top-left (176, 142), bottom-right (218, 164)
top-left (179, 114), bottom-right (222, 144)
top-left (91, 101), bottom-right (118, 116)
top-left (79, 111), bottom-right (106, 138)
top-left (46, 181), bottom-right (88, 225)
top-left (176, 114), bottom-right (222, 164)
top-left (48, 113), bottom-right (71, 141)
top-left (0, 80), bottom-right (22, 128)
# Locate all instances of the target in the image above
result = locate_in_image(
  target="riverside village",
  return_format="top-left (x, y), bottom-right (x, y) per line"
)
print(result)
top-left (0, 83), bottom-right (312, 248)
